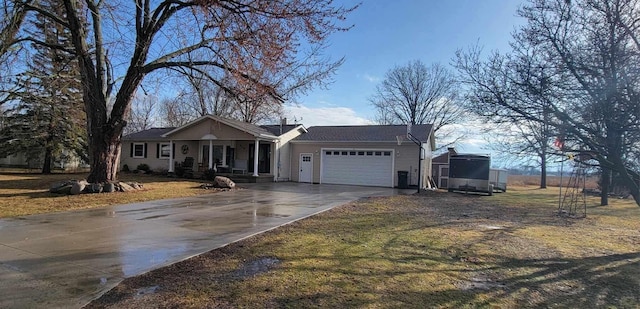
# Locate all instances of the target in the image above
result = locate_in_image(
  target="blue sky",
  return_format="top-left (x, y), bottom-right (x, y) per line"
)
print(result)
top-left (284, 0), bottom-right (526, 155)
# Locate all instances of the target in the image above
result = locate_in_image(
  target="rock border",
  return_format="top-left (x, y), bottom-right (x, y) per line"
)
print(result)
top-left (49, 180), bottom-right (144, 195)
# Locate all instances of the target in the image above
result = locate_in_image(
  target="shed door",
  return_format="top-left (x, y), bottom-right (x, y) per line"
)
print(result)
top-left (439, 165), bottom-right (449, 188)
top-left (321, 149), bottom-right (393, 187)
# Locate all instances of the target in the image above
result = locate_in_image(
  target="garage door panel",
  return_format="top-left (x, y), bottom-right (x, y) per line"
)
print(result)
top-left (321, 150), bottom-right (393, 187)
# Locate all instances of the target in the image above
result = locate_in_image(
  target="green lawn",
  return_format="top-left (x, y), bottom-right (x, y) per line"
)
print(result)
top-left (88, 187), bottom-right (640, 309)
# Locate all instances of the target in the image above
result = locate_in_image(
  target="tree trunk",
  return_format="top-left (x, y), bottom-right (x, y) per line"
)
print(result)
top-left (600, 167), bottom-right (610, 206)
top-left (41, 147), bottom-right (52, 174)
top-left (540, 151), bottom-right (547, 189)
top-left (86, 129), bottom-right (121, 183)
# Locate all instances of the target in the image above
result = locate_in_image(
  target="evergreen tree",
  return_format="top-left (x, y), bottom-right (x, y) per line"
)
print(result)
top-left (0, 0), bottom-right (86, 173)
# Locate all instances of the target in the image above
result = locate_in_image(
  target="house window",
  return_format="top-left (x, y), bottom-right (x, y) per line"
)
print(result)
top-left (350, 151), bottom-right (356, 155)
top-left (159, 143), bottom-right (170, 158)
top-left (366, 151), bottom-right (373, 156)
top-left (383, 151), bottom-right (391, 156)
top-left (341, 151), bottom-right (348, 155)
top-left (132, 143), bottom-right (145, 158)
top-left (326, 151), bottom-right (332, 155)
top-left (375, 151), bottom-right (382, 156)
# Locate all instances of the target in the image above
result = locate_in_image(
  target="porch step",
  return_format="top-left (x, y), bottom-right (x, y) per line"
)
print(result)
top-left (195, 173), bottom-right (273, 183)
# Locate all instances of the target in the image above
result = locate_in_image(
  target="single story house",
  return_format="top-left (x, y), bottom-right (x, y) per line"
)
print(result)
top-left (120, 115), bottom-right (436, 188)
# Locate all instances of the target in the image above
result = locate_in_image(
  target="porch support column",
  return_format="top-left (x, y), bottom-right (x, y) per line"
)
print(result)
top-left (208, 139), bottom-right (214, 169)
top-left (168, 140), bottom-right (174, 172)
top-left (273, 141), bottom-right (279, 182)
top-left (253, 138), bottom-right (260, 177)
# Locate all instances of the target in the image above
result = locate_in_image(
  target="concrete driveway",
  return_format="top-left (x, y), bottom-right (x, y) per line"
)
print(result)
top-left (0, 182), bottom-right (410, 308)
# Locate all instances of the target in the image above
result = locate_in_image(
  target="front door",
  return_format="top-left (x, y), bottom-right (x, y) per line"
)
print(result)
top-left (439, 165), bottom-right (449, 188)
top-left (299, 153), bottom-right (313, 183)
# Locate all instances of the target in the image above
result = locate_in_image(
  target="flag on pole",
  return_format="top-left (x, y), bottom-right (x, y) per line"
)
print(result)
top-left (553, 136), bottom-right (564, 150)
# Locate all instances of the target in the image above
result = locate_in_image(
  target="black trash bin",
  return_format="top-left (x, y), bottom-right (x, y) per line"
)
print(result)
top-left (397, 171), bottom-right (409, 189)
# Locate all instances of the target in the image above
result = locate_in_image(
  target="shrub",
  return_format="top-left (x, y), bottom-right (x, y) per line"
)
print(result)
top-left (203, 168), bottom-right (216, 180)
top-left (136, 163), bottom-right (150, 172)
top-left (174, 165), bottom-right (185, 177)
top-left (122, 164), bottom-right (130, 172)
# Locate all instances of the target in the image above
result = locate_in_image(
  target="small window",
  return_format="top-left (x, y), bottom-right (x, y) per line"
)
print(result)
top-left (326, 151), bottom-right (332, 155)
top-left (358, 151), bottom-right (365, 156)
top-left (375, 151), bottom-right (382, 156)
top-left (350, 151), bottom-right (356, 155)
top-left (159, 143), bottom-right (170, 158)
top-left (333, 151), bottom-right (340, 155)
top-left (302, 156), bottom-right (311, 162)
top-left (341, 151), bottom-right (348, 155)
top-left (366, 151), bottom-right (373, 156)
top-left (132, 143), bottom-right (145, 158)
top-left (383, 151), bottom-right (391, 156)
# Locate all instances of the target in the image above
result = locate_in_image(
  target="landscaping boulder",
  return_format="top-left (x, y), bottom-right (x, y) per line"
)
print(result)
top-left (118, 182), bottom-right (136, 192)
top-left (103, 182), bottom-right (115, 193)
top-left (70, 180), bottom-right (88, 195)
top-left (87, 183), bottom-right (103, 193)
top-left (129, 182), bottom-right (143, 190)
top-left (214, 176), bottom-right (236, 189)
top-left (50, 182), bottom-right (73, 195)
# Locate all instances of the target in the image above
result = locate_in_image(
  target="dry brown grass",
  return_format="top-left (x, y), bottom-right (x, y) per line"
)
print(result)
top-left (508, 174), bottom-right (599, 189)
top-left (87, 186), bottom-right (640, 309)
top-left (0, 173), bottom-right (222, 218)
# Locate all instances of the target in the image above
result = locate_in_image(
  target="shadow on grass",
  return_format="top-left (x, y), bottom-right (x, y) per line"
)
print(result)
top-left (275, 239), bottom-right (639, 308)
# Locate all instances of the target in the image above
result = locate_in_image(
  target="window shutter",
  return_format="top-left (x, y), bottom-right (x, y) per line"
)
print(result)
top-left (156, 144), bottom-right (159, 158)
top-left (172, 143), bottom-right (176, 157)
top-left (130, 143), bottom-right (133, 157)
top-left (144, 143), bottom-right (148, 158)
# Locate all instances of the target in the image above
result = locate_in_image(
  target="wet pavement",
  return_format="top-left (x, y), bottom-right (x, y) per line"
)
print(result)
top-left (0, 182), bottom-right (411, 308)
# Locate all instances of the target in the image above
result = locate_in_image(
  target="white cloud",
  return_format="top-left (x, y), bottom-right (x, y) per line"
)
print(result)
top-left (284, 105), bottom-right (374, 127)
top-left (362, 74), bottom-right (381, 83)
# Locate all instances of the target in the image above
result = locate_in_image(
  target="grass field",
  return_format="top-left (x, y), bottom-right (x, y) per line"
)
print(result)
top-left (0, 173), bottom-right (224, 218)
top-left (507, 174), bottom-right (600, 188)
top-left (87, 186), bottom-right (640, 309)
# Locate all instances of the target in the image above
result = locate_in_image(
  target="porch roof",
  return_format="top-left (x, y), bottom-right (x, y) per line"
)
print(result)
top-left (161, 115), bottom-right (278, 140)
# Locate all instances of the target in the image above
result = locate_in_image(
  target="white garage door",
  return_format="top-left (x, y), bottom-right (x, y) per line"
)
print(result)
top-left (321, 149), bottom-right (394, 187)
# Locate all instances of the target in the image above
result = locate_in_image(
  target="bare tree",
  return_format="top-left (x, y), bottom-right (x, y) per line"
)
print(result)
top-left (0, 0), bottom-right (29, 59)
top-left (159, 97), bottom-right (192, 128)
top-left (169, 67), bottom-right (237, 119)
top-left (370, 60), bottom-right (465, 147)
top-left (6, 0), bottom-right (356, 182)
top-left (455, 45), bottom-right (559, 189)
top-left (456, 0), bottom-right (640, 206)
top-left (125, 92), bottom-right (157, 135)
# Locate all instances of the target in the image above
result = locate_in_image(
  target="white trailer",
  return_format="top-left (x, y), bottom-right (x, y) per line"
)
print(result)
top-left (489, 169), bottom-right (508, 192)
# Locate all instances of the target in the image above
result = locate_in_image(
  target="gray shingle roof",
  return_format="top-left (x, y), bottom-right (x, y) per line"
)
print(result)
top-left (161, 115), bottom-right (278, 138)
top-left (123, 127), bottom-right (175, 141)
top-left (260, 124), bottom-right (302, 136)
top-left (293, 124), bottom-right (433, 142)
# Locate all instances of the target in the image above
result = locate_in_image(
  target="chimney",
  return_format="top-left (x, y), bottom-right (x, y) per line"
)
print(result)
top-left (281, 117), bottom-right (287, 125)
top-left (447, 147), bottom-right (456, 155)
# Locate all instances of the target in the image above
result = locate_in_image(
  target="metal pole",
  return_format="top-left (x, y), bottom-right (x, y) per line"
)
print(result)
top-left (558, 156), bottom-right (564, 212)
